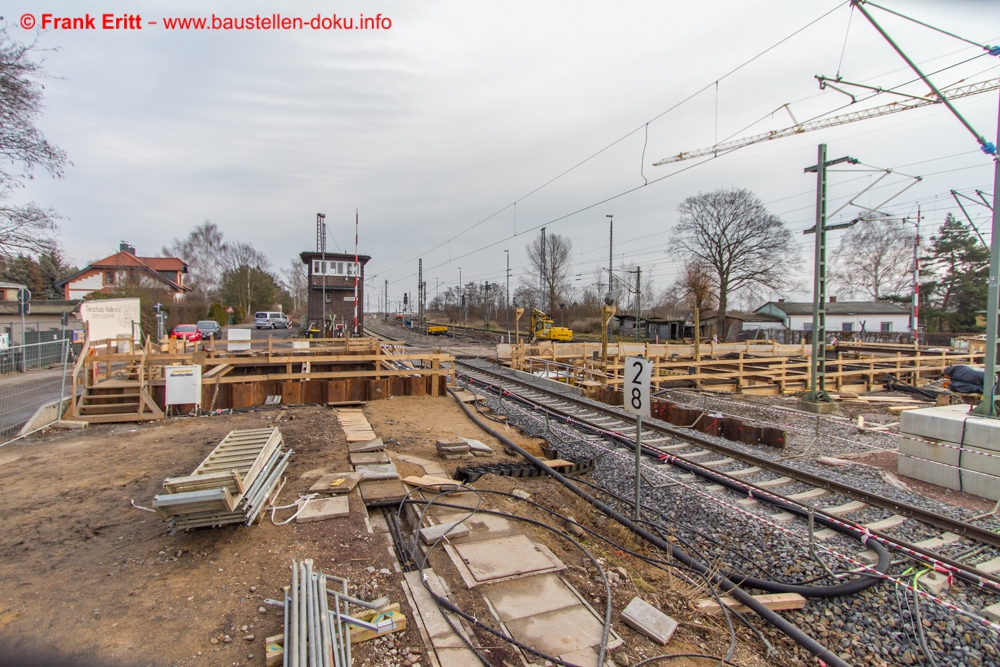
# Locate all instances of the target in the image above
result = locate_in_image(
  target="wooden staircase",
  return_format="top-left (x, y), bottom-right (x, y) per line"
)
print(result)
top-left (71, 337), bottom-right (165, 424)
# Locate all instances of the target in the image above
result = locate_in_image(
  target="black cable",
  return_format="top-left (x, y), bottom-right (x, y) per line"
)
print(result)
top-left (449, 385), bottom-right (861, 667)
top-left (400, 496), bottom-right (613, 667)
top-left (461, 375), bottom-right (892, 597)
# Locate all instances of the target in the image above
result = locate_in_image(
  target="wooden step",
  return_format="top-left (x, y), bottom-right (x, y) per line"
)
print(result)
top-left (80, 403), bottom-right (141, 415)
top-left (695, 593), bottom-right (806, 616)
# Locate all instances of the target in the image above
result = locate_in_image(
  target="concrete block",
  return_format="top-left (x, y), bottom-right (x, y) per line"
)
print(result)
top-left (912, 532), bottom-right (961, 550)
top-left (771, 512), bottom-right (798, 523)
top-left (355, 463), bottom-right (399, 480)
top-left (983, 602), bottom-right (1000, 623)
top-left (964, 414), bottom-right (1000, 453)
top-left (53, 419), bottom-right (88, 430)
top-left (349, 451), bottom-right (390, 466)
top-left (756, 476), bottom-right (794, 489)
top-left (736, 497), bottom-right (759, 508)
top-left (813, 529), bottom-right (838, 541)
top-left (459, 438), bottom-right (494, 456)
top-left (976, 557), bottom-right (1000, 575)
top-left (917, 570), bottom-right (950, 596)
top-left (957, 445), bottom-right (1000, 501)
top-left (901, 404), bottom-right (974, 444)
top-left (347, 437), bottom-right (384, 453)
top-left (822, 500), bottom-right (867, 516)
top-left (786, 487), bottom-right (828, 501)
top-left (856, 550), bottom-right (879, 565)
top-left (703, 484), bottom-right (725, 494)
top-left (897, 436), bottom-right (960, 490)
top-left (621, 597), bottom-right (678, 645)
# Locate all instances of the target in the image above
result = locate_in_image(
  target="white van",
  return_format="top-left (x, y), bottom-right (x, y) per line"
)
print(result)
top-left (254, 312), bottom-right (292, 329)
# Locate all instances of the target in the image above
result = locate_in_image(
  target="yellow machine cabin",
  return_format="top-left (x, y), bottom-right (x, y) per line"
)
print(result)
top-left (530, 308), bottom-right (573, 342)
top-left (427, 325), bottom-right (448, 336)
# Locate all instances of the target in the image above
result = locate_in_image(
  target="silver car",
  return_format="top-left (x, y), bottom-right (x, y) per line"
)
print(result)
top-left (196, 320), bottom-right (223, 339)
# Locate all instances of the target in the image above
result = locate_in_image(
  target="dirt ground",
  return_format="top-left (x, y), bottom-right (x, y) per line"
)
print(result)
top-left (0, 394), bottom-right (782, 667)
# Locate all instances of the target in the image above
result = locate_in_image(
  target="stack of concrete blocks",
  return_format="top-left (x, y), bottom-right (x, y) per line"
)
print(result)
top-left (898, 404), bottom-right (1000, 501)
top-left (436, 439), bottom-right (471, 460)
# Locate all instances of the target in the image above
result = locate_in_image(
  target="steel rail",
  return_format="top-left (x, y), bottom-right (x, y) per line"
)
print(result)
top-left (455, 361), bottom-right (1000, 577)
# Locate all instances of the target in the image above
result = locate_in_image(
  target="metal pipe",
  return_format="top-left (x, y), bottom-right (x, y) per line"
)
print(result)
top-left (319, 574), bottom-right (333, 667)
top-left (289, 560), bottom-right (299, 667)
top-left (298, 562), bottom-right (308, 667)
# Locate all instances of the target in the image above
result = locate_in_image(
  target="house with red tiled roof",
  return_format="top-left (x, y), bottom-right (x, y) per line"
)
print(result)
top-left (57, 243), bottom-right (192, 301)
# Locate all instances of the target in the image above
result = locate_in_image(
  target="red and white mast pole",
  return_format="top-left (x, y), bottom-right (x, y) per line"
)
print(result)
top-left (913, 206), bottom-right (920, 343)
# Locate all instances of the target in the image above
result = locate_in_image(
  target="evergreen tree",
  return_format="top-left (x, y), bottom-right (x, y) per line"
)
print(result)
top-left (921, 213), bottom-right (989, 332)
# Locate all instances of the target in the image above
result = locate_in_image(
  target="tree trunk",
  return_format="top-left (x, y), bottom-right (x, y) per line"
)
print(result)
top-left (716, 285), bottom-right (727, 339)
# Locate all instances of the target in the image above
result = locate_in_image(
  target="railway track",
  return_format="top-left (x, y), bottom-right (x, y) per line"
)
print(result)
top-left (453, 359), bottom-right (1000, 602)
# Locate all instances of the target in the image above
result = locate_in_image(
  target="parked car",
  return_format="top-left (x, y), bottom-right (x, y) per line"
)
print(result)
top-left (196, 320), bottom-right (223, 339)
top-left (253, 311), bottom-right (292, 329)
top-left (170, 324), bottom-right (203, 341)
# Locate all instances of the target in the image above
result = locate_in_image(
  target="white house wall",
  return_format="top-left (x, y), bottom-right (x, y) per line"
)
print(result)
top-left (787, 314), bottom-right (910, 333)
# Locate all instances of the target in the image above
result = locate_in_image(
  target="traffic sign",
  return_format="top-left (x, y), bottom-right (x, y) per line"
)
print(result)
top-left (624, 356), bottom-right (651, 417)
top-left (17, 288), bottom-right (30, 316)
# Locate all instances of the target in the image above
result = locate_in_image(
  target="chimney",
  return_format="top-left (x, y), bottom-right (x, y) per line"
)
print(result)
top-left (829, 296), bottom-right (837, 303)
top-left (777, 298), bottom-right (785, 303)
top-left (120, 242), bottom-right (136, 255)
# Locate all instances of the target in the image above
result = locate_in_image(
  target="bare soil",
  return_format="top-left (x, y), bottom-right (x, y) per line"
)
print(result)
top-left (0, 394), bottom-right (784, 667)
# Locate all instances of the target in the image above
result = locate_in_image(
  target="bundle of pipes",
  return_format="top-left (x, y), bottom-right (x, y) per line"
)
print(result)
top-left (167, 447), bottom-right (292, 534)
top-left (278, 559), bottom-right (399, 667)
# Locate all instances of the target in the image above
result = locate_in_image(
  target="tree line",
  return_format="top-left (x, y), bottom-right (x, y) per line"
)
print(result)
top-left (429, 187), bottom-right (989, 337)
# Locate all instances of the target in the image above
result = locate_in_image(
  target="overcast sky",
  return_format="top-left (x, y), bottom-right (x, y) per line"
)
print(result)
top-left (9, 0), bottom-right (1000, 307)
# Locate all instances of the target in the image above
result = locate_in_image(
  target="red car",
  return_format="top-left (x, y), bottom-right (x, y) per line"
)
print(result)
top-left (170, 324), bottom-right (203, 341)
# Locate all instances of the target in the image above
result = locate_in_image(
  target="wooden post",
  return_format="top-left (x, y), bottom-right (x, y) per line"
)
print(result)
top-left (694, 307), bottom-right (701, 362)
top-left (737, 352), bottom-right (744, 391)
top-left (835, 353), bottom-right (842, 391)
top-left (431, 357), bottom-right (440, 395)
top-left (268, 334), bottom-right (273, 360)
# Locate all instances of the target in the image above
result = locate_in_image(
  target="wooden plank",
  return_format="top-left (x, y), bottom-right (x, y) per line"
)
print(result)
top-left (694, 593), bottom-right (806, 616)
top-left (349, 609), bottom-right (406, 644)
top-left (888, 405), bottom-right (928, 414)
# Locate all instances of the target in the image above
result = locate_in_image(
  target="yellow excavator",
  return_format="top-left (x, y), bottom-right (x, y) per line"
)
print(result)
top-left (530, 308), bottom-right (573, 342)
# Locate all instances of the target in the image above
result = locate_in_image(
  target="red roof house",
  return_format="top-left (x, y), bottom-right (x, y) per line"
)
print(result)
top-left (57, 243), bottom-right (191, 301)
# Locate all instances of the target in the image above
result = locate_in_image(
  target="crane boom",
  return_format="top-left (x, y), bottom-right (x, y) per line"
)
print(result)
top-left (652, 78), bottom-right (999, 166)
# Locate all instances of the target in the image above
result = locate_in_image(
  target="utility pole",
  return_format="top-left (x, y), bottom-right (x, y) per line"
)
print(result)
top-left (505, 250), bottom-right (510, 335)
top-left (606, 215), bottom-right (614, 292)
top-left (484, 282), bottom-right (490, 330)
top-left (317, 213), bottom-right (326, 335)
top-left (418, 258), bottom-right (423, 331)
top-left (913, 208), bottom-right (921, 342)
top-left (801, 144), bottom-right (858, 413)
top-left (384, 279), bottom-right (388, 321)
top-left (635, 266), bottom-right (641, 340)
top-left (540, 228), bottom-right (547, 310)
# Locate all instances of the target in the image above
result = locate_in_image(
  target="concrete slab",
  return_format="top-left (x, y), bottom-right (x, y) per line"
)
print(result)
top-left (448, 535), bottom-right (565, 587)
top-left (504, 605), bottom-right (605, 656)
top-left (726, 466), bottom-right (761, 477)
top-left (983, 602), bottom-right (1000, 623)
top-left (918, 570), bottom-right (950, 596)
top-left (481, 573), bottom-right (580, 621)
top-left (559, 646), bottom-right (603, 667)
top-left (358, 479), bottom-right (408, 505)
top-left (621, 597), bottom-right (678, 645)
top-left (308, 472), bottom-right (362, 495)
top-left (813, 528), bottom-right (838, 541)
top-left (755, 476), bottom-right (794, 489)
top-left (350, 451), bottom-right (391, 465)
top-left (348, 437), bottom-right (385, 453)
top-left (771, 512), bottom-right (798, 523)
top-left (355, 462), bottom-right (399, 480)
top-left (420, 522), bottom-right (470, 544)
top-left (295, 496), bottom-right (349, 523)
top-left (856, 550), bottom-right (879, 565)
top-left (402, 570), bottom-right (477, 653)
top-left (432, 511), bottom-right (518, 542)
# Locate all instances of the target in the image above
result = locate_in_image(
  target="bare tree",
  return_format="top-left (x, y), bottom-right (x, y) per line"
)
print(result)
top-left (663, 259), bottom-right (716, 316)
top-left (0, 29), bottom-right (68, 258)
top-left (522, 231), bottom-right (573, 312)
top-left (281, 258), bottom-right (308, 313)
top-left (830, 215), bottom-right (914, 300)
top-left (669, 188), bottom-right (797, 334)
top-left (221, 241), bottom-right (270, 274)
top-left (163, 221), bottom-right (228, 295)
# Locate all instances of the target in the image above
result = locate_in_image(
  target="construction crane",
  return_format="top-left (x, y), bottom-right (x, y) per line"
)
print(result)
top-left (653, 78), bottom-right (999, 166)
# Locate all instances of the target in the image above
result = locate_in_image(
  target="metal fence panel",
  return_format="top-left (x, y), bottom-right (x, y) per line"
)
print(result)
top-left (0, 339), bottom-right (72, 446)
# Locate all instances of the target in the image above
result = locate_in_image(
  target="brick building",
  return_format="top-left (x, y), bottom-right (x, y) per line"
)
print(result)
top-left (299, 251), bottom-right (370, 334)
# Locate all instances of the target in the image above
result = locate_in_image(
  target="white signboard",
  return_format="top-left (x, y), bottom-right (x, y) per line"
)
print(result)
top-left (79, 298), bottom-right (141, 344)
top-left (165, 365), bottom-right (202, 406)
top-left (227, 328), bottom-right (252, 351)
top-left (624, 356), bottom-right (651, 418)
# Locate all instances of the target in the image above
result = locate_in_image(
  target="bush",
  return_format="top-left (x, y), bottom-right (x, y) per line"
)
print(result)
top-left (208, 302), bottom-right (229, 325)
top-left (233, 305), bottom-right (246, 323)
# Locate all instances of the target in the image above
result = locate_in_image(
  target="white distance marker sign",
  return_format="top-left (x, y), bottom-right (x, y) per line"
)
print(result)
top-left (624, 356), bottom-right (651, 418)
